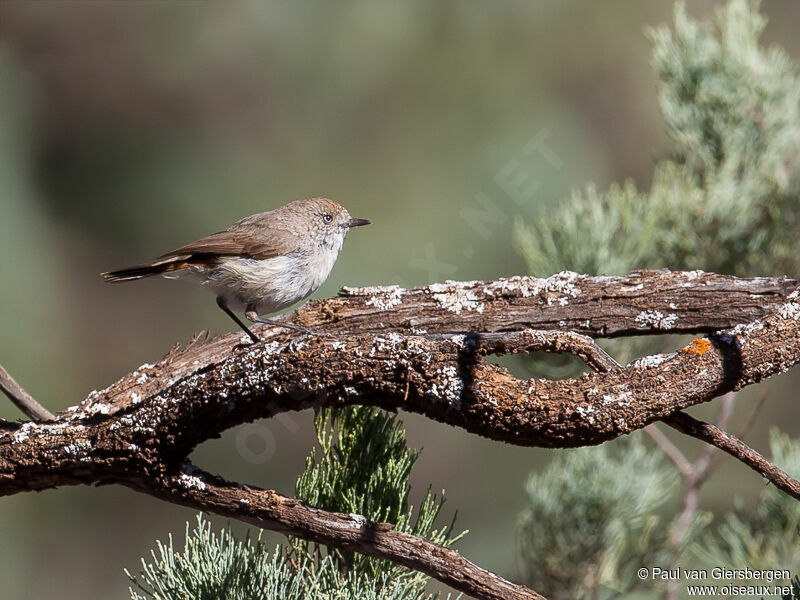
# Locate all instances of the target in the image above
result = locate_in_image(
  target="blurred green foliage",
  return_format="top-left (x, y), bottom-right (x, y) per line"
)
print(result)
top-left (697, 430), bottom-right (800, 577)
top-left (0, 1), bottom-right (798, 599)
top-left (514, 2), bottom-right (800, 598)
top-left (515, 0), bottom-right (800, 278)
top-left (518, 438), bottom-right (682, 598)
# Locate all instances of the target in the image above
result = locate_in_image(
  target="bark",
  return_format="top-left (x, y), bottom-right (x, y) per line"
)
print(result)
top-left (1, 269), bottom-right (799, 600)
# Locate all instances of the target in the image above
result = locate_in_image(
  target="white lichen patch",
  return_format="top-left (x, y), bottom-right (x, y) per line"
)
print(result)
top-left (179, 472), bottom-right (206, 491)
top-left (628, 354), bottom-right (669, 368)
top-left (575, 404), bottom-right (596, 424)
top-left (386, 332), bottom-right (404, 345)
top-left (12, 422), bottom-right (35, 443)
top-left (634, 310), bottom-right (678, 330)
top-left (428, 365), bottom-right (464, 407)
top-left (601, 390), bottom-right (633, 407)
top-left (364, 285), bottom-right (404, 310)
top-left (239, 498), bottom-right (250, 505)
top-left (346, 513), bottom-right (369, 526)
top-left (730, 321), bottom-right (765, 336)
top-left (483, 271), bottom-right (581, 305)
top-left (262, 341), bottom-right (284, 356)
top-left (179, 464), bottom-right (206, 491)
top-left (369, 334), bottom-right (403, 356)
top-left (448, 334), bottom-right (468, 349)
top-left (427, 282), bottom-right (485, 315)
top-left (789, 289), bottom-right (799, 300)
top-left (85, 382), bottom-right (115, 404)
top-left (330, 341), bottom-right (347, 351)
top-left (86, 402), bottom-right (112, 416)
top-left (62, 440), bottom-right (92, 455)
top-left (341, 283), bottom-right (406, 296)
top-left (135, 373), bottom-right (148, 385)
top-left (778, 302), bottom-right (800, 320)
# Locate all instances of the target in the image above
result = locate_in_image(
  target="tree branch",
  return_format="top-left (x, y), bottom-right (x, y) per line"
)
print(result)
top-left (136, 462), bottom-right (545, 600)
top-left (644, 425), bottom-right (693, 478)
top-left (1, 270), bottom-right (799, 600)
top-left (664, 411), bottom-right (800, 501)
top-left (0, 364), bottom-right (55, 422)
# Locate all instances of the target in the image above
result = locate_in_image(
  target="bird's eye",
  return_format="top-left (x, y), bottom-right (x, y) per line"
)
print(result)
top-left (323, 214), bottom-right (333, 223)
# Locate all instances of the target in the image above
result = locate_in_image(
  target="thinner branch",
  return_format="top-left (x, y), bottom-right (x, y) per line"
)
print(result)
top-left (0, 364), bottom-right (55, 422)
top-left (664, 411), bottom-right (800, 502)
top-left (143, 463), bottom-right (545, 600)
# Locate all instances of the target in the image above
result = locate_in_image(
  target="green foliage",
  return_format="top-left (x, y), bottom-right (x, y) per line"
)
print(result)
top-left (517, 437), bottom-right (686, 598)
top-left (783, 577), bottom-right (800, 600)
top-left (514, 0), bottom-right (800, 369)
top-left (517, 433), bottom-right (800, 600)
top-left (126, 514), bottom-right (446, 600)
top-left (295, 406), bottom-right (462, 581)
top-left (695, 430), bottom-right (800, 576)
top-left (127, 516), bottom-right (299, 600)
top-left (127, 407), bottom-right (462, 599)
top-left (515, 0), bottom-right (800, 279)
top-left (514, 2), bottom-right (800, 598)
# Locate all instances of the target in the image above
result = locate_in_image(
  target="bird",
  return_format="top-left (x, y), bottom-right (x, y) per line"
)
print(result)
top-left (102, 197), bottom-right (371, 343)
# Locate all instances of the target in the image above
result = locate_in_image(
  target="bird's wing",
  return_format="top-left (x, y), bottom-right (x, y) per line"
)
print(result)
top-left (159, 213), bottom-right (300, 261)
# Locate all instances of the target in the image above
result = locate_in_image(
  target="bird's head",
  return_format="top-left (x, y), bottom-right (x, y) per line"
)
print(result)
top-left (284, 197), bottom-right (371, 250)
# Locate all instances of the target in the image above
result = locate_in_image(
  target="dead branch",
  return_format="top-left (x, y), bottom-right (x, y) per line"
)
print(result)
top-left (664, 412), bottom-right (800, 500)
top-left (141, 462), bottom-right (545, 600)
top-left (0, 364), bottom-right (55, 422)
top-left (1, 269), bottom-right (799, 600)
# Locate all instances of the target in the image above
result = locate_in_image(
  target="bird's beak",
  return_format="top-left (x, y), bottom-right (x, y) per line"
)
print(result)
top-left (347, 218), bottom-right (372, 228)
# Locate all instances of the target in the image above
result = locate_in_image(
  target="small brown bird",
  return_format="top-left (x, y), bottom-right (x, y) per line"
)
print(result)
top-left (102, 198), bottom-right (371, 342)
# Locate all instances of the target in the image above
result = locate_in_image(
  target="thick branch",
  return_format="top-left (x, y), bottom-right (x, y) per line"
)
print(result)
top-left (1, 270), bottom-right (799, 600)
top-left (1, 272), bottom-right (798, 480)
top-left (325, 270), bottom-right (796, 337)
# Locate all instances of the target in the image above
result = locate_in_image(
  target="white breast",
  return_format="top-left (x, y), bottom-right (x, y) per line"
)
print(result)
top-left (199, 245), bottom-right (342, 315)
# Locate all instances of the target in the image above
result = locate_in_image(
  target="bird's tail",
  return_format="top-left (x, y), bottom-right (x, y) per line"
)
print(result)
top-left (101, 257), bottom-right (193, 283)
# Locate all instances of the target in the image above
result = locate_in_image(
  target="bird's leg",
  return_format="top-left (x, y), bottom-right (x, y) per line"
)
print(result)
top-left (216, 296), bottom-right (260, 344)
top-left (245, 306), bottom-right (325, 337)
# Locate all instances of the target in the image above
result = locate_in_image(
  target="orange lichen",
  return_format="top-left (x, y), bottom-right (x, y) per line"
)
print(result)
top-left (683, 338), bottom-right (712, 356)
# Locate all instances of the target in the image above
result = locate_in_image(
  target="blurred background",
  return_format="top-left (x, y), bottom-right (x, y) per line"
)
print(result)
top-left (0, 1), bottom-right (798, 598)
